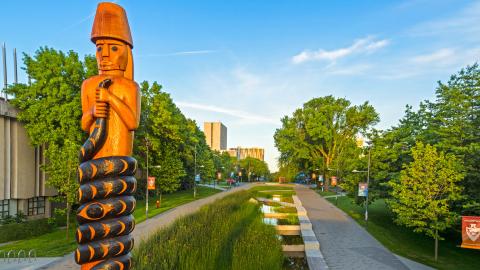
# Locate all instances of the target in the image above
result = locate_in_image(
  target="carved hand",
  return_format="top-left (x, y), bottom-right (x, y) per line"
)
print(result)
top-left (94, 87), bottom-right (110, 118)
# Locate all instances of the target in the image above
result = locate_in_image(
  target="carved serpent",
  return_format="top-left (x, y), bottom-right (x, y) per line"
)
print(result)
top-left (75, 79), bottom-right (137, 269)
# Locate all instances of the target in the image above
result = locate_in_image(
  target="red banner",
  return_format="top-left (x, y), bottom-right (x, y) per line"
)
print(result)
top-left (461, 216), bottom-right (480, 250)
top-left (331, 176), bottom-right (337, 186)
top-left (147, 176), bottom-right (156, 190)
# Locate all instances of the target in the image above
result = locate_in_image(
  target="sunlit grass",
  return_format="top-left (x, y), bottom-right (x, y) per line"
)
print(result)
top-left (134, 190), bottom-right (284, 270)
top-left (0, 186), bottom-right (220, 257)
top-left (328, 196), bottom-right (478, 270)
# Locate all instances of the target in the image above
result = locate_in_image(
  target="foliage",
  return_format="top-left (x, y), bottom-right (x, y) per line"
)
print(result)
top-left (212, 151), bottom-right (236, 180)
top-left (274, 95), bottom-right (379, 189)
top-left (0, 186), bottom-right (219, 256)
top-left (371, 64), bottom-right (480, 214)
top-left (134, 81), bottom-right (186, 197)
top-left (238, 157), bottom-right (270, 181)
top-left (329, 196), bottom-right (478, 270)
top-left (0, 213), bottom-right (66, 243)
top-left (134, 81), bottom-right (219, 192)
top-left (134, 191), bottom-right (283, 270)
top-left (6, 47), bottom-right (97, 207)
top-left (388, 142), bottom-right (463, 259)
top-left (427, 64), bottom-right (480, 213)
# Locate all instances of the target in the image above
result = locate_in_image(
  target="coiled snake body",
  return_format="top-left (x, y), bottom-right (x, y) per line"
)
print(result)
top-left (75, 79), bottom-right (137, 269)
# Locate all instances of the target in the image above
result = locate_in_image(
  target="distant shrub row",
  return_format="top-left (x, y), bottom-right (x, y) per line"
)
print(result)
top-left (0, 214), bottom-right (66, 243)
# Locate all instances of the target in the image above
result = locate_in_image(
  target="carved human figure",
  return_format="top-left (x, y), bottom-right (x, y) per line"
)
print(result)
top-left (75, 3), bottom-right (140, 270)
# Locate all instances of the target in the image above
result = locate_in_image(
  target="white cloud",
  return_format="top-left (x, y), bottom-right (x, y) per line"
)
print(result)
top-left (408, 1), bottom-right (480, 39)
top-left (176, 101), bottom-right (278, 124)
top-left (410, 48), bottom-right (455, 64)
top-left (292, 36), bottom-right (389, 64)
top-left (137, 50), bottom-right (215, 57)
top-left (232, 68), bottom-right (261, 91)
top-left (325, 64), bottom-right (372, 75)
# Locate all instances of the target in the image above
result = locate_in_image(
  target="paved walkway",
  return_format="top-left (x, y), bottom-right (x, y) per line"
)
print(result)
top-left (295, 185), bottom-right (413, 270)
top-left (38, 183), bottom-right (255, 270)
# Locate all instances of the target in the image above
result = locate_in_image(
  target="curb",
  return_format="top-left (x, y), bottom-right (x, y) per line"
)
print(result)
top-left (292, 195), bottom-right (329, 270)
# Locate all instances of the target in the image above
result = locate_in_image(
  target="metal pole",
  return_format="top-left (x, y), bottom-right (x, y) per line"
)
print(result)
top-left (2, 43), bottom-right (7, 100)
top-left (365, 147), bottom-right (371, 227)
top-left (194, 144), bottom-right (197, 198)
top-left (146, 139), bottom-right (149, 220)
top-left (13, 48), bottom-right (17, 84)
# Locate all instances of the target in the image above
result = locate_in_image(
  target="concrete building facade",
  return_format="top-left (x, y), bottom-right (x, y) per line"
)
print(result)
top-left (0, 98), bottom-right (56, 220)
top-left (227, 147), bottom-right (265, 161)
top-left (203, 122), bottom-right (227, 151)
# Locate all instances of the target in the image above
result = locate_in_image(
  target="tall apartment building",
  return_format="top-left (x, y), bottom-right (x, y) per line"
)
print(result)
top-left (1, 98), bottom-right (56, 220)
top-left (227, 147), bottom-right (265, 161)
top-left (204, 122), bottom-right (227, 151)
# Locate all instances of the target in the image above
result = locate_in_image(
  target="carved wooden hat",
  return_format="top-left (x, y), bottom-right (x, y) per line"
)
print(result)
top-left (91, 2), bottom-right (133, 48)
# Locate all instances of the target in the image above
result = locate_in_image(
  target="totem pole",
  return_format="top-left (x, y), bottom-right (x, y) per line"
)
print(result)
top-left (75, 3), bottom-right (140, 269)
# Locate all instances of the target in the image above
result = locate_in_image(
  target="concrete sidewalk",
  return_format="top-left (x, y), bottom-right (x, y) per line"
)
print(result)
top-left (38, 183), bottom-right (255, 270)
top-left (295, 185), bottom-right (412, 270)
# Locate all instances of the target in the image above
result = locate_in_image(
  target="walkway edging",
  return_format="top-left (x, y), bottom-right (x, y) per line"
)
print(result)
top-left (292, 195), bottom-right (329, 270)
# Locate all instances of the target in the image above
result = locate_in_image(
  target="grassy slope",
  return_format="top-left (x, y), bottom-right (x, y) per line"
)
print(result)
top-left (0, 186), bottom-right (220, 257)
top-left (326, 196), bottom-right (478, 270)
top-left (134, 188), bottom-right (284, 270)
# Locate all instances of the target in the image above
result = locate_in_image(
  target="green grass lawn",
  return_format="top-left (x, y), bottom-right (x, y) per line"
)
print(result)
top-left (326, 196), bottom-right (479, 270)
top-left (0, 186), bottom-right (220, 257)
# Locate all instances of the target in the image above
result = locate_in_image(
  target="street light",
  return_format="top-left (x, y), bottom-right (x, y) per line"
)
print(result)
top-left (144, 136), bottom-right (161, 220)
top-left (352, 147), bottom-right (371, 227)
top-left (193, 143), bottom-right (204, 198)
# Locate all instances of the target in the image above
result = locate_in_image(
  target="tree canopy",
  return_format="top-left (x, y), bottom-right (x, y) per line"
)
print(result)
top-left (274, 95), bottom-right (379, 189)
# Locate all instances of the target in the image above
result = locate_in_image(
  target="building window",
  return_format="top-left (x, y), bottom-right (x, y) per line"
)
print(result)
top-left (28, 197), bottom-right (45, 216)
top-left (0, 200), bottom-right (9, 218)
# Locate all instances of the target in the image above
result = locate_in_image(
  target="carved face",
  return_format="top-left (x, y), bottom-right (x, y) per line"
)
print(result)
top-left (95, 39), bottom-right (128, 72)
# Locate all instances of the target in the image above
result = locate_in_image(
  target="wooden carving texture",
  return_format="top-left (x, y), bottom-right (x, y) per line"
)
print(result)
top-left (75, 3), bottom-right (140, 270)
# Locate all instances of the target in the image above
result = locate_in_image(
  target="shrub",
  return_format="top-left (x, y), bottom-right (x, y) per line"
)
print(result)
top-left (134, 191), bottom-right (283, 270)
top-left (0, 213), bottom-right (67, 243)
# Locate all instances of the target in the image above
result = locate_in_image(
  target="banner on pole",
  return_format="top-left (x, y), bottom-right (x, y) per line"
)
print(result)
top-left (147, 176), bottom-right (156, 190)
top-left (461, 216), bottom-right (480, 250)
top-left (319, 175), bottom-right (324, 182)
top-left (358, 182), bottom-right (368, 197)
top-left (331, 176), bottom-right (337, 186)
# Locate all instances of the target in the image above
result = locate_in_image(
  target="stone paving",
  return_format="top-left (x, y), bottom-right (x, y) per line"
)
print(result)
top-left (294, 185), bottom-right (418, 270)
top-left (36, 183), bottom-right (255, 270)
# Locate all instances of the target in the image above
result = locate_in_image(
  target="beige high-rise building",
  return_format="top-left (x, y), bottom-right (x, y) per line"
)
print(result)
top-left (227, 147), bottom-right (265, 161)
top-left (204, 122), bottom-right (227, 151)
top-left (1, 98), bottom-right (56, 220)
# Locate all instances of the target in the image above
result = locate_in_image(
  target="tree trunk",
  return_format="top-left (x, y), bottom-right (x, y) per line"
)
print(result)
top-left (434, 229), bottom-right (438, 262)
top-left (66, 202), bottom-right (70, 240)
top-left (324, 158), bottom-right (330, 192)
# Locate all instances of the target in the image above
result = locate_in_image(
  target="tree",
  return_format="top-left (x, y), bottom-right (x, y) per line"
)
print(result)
top-left (6, 47), bottom-right (96, 239)
top-left (239, 157), bottom-right (270, 181)
top-left (427, 64), bottom-right (480, 214)
top-left (274, 96), bottom-right (379, 190)
top-left (212, 151), bottom-right (235, 181)
top-left (134, 81), bottom-right (186, 201)
top-left (388, 142), bottom-right (463, 261)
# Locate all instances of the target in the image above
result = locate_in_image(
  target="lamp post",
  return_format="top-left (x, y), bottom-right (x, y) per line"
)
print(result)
top-left (216, 166), bottom-right (224, 189)
top-left (145, 137), bottom-right (161, 220)
top-left (193, 145), bottom-right (204, 198)
top-left (145, 137), bottom-right (150, 220)
top-left (352, 147), bottom-right (371, 227)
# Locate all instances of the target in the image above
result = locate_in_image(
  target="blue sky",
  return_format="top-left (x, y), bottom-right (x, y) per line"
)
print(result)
top-left (1, 0), bottom-right (479, 171)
